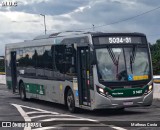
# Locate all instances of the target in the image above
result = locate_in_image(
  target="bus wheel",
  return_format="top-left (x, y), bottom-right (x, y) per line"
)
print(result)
top-left (67, 89), bottom-right (76, 113)
top-left (20, 82), bottom-right (26, 101)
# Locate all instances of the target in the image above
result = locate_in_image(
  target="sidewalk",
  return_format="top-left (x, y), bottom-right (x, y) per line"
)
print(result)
top-left (153, 83), bottom-right (160, 99)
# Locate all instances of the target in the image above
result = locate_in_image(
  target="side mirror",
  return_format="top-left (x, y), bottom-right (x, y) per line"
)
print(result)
top-left (90, 51), bottom-right (96, 65)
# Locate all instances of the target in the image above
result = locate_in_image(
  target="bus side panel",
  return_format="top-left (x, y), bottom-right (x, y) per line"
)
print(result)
top-left (18, 77), bottom-right (77, 106)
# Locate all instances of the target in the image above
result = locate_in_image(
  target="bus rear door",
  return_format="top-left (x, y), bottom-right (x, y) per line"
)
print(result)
top-left (10, 51), bottom-right (17, 93)
top-left (77, 47), bottom-right (91, 106)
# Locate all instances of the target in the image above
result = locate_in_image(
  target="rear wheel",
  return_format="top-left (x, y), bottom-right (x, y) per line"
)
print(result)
top-left (19, 82), bottom-right (27, 101)
top-left (67, 89), bottom-right (76, 113)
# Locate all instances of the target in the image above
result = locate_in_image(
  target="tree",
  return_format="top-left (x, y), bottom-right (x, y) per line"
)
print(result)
top-left (0, 58), bottom-right (5, 72)
top-left (150, 39), bottom-right (160, 75)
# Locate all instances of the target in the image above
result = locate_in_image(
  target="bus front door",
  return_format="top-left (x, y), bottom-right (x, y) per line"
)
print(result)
top-left (77, 47), bottom-right (91, 106)
top-left (10, 51), bottom-right (17, 93)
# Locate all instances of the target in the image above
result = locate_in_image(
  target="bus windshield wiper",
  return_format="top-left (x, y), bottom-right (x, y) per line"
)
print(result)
top-left (107, 47), bottom-right (120, 76)
top-left (130, 45), bottom-right (137, 73)
top-left (107, 48), bottom-right (118, 65)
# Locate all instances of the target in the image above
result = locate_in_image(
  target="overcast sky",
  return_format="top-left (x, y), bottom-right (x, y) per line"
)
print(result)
top-left (0, 0), bottom-right (160, 55)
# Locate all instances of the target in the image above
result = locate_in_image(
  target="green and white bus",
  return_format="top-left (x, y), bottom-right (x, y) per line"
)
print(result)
top-left (5, 31), bottom-right (153, 112)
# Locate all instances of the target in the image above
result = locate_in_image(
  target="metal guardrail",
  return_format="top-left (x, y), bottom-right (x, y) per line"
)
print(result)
top-left (0, 72), bottom-right (6, 75)
top-left (153, 75), bottom-right (160, 83)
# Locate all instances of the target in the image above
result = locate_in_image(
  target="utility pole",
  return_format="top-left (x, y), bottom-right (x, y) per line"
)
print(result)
top-left (92, 24), bottom-right (95, 31)
top-left (40, 14), bottom-right (47, 35)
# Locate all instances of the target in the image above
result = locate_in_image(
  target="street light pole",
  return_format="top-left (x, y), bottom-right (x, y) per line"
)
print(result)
top-left (40, 14), bottom-right (47, 35)
top-left (92, 24), bottom-right (95, 31)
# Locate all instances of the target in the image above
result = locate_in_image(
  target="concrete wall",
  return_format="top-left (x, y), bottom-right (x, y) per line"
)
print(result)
top-left (0, 75), bottom-right (6, 84)
top-left (153, 83), bottom-right (160, 99)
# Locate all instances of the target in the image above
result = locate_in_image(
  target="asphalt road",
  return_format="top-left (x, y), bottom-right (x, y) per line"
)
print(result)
top-left (0, 84), bottom-right (160, 130)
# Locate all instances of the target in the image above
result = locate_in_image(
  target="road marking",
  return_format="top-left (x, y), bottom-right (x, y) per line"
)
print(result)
top-left (14, 104), bottom-right (59, 114)
top-left (112, 126), bottom-right (127, 130)
top-left (79, 127), bottom-right (89, 130)
top-left (26, 111), bottom-right (42, 114)
top-left (30, 115), bottom-right (57, 119)
top-left (55, 124), bottom-right (107, 127)
top-left (12, 104), bottom-right (31, 130)
top-left (26, 111), bottom-right (57, 115)
top-left (32, 127), bottom-right (58, 130)
top-left (30, 114), bottom-right (73, 119)
top-left (40, 118), bottom-right (86, 122)
top-left (11, 103), bottom-right (127, 130)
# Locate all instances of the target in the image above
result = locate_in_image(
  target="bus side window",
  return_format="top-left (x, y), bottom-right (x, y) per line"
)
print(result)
top-left (43, 46), bottom-right (53, 78)
top-left (43, 46), bottom-right (53, 70)
top-left (55, 45), bottom-right (66, 74)
top-left (64, 45), bottom-right (76, 76)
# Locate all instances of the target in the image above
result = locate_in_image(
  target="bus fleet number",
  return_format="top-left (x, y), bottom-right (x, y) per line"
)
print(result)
top-left (133, 90), bottom-right (142, 95)
top-left (109, 37), bottom-right (131, 43)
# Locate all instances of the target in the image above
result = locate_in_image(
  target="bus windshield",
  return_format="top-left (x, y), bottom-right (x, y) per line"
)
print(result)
top-left (96, 47), bottom-right (150, 82)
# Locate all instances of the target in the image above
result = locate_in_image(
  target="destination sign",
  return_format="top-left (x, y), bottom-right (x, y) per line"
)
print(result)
top-left (108, 37), bottom-right (132, 43)
top-left (94, 36), bottom-right (143, 44)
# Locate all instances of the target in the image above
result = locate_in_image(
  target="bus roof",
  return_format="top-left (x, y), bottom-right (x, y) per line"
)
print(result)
top-left (33, 31), bottom-right (146, 40)
top-left (91, 32), bottom-right (146, 37)
top-left (5, 31), bottom-right (146, 49)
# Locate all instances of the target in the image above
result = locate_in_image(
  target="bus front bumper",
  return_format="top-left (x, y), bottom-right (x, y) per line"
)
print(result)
top-left (94, 91), bottom-right (153, 109)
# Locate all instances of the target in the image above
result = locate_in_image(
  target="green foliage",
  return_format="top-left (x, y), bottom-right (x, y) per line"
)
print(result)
top-left (150, 39), bottom-right (160, 75)
top-left (0, 59), bottom-right (5, 72)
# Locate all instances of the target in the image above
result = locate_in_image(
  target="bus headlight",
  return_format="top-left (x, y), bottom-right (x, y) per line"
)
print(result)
top-left (96, 85), bottom-right (109, 97)
top-left (99, 87), bottom-right (104, 93)
top-left (144, 84), bottom-right (153, 95)
top-left (148, 85), bottom-right (153, 91)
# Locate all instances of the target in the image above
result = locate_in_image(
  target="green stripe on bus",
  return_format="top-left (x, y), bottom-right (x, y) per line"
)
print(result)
top-left (24, 83), bottom-right (45, 95)
top-left (105, 85), bottom-right (148, 97)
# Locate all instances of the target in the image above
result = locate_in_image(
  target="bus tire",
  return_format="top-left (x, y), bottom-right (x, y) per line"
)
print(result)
top-left (19, 82), bottom-right (27, 101)
top-left (67, 89), bottom-right (76, 113)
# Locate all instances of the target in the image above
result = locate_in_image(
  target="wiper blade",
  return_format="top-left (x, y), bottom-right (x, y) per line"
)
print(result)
top-left (107, 47), bottom-right (120, 78)
top-left (130, 45), bottom-right (137, 73)
top-left (130, 45), bottom-right (137, 63)
top-left (107, 47), bottom-right (118, 65)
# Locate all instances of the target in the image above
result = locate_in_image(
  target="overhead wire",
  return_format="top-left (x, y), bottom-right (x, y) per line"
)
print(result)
top-left (77, 5), bottom-right (160, 31)
top-left (45, 5), bottom-right (160, 42)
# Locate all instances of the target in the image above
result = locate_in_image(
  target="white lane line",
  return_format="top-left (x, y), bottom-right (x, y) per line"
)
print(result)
top-left (16, 104), bottom-right (59, 115)
top-left (17, 104), bottom-right (79, 118)
top-left (26, 111), bottom-right (55, 115)
top-left (26, 111), bottom-right (41, 114)
top-left (30, 115), bottom-right (54, 119)
top-left (111, 126), bottom-right (127, 130)
top-left (40, 118), bottom-right (86, 122)
top-left (30, 114), bottom-right (74, 119)
top-left (11, 104), bottom-right (31, 130)
top-left (12, 104), bottom-right (127, 130)
top-left (32, 127), bottom-right (58, 130)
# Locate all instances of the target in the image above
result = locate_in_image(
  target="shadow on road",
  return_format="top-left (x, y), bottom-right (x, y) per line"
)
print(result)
top-left (10, 96), bottom-right (150, 117)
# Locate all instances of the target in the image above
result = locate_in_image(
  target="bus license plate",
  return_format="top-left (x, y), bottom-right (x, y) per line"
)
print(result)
top-left (123, 101), bottom-right (133, 106)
